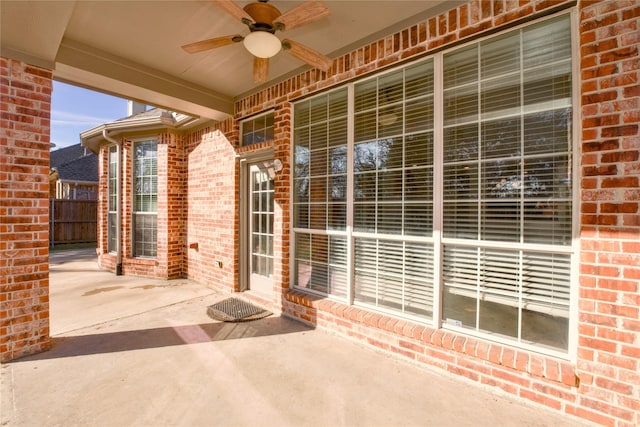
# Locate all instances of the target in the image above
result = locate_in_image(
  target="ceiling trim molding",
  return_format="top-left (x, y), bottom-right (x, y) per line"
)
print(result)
top-left (55, 38), bottom-right (234, 119)
top-left (0, 46), bottom-right (55, 70)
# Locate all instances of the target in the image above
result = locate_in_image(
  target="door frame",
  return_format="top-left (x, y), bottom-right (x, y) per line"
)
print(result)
top-left (238, 149), bottom-right (275, 292)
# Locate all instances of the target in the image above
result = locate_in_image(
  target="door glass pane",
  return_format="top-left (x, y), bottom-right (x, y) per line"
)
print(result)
top-left (250, 166), bottom-right (274, 278)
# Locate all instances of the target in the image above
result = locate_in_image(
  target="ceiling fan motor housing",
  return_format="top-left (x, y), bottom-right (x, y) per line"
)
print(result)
top-left (244, 2), bottom-right (282, 33)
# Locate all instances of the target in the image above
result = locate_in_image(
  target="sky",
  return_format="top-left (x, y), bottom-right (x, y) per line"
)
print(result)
top-left (50, 81), bottom-right (129, 150)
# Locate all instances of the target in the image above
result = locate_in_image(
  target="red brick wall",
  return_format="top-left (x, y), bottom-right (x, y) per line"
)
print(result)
top-left (183, 119), bottom-right (239, 291)
top-left (228, 1), bottom-right (639, 425)
top-left (96, 143), bottom-right (109, 258)
top-left (121, 139), bottom-right (132, 262)
top-left (0, 57), bottom-right (52, 362)
top-left (161, 132), bottom-right (185, 279)
top-left (272, 103), bottom-right (293, 304)
top-left (576, 1), bottom-right (640, 425)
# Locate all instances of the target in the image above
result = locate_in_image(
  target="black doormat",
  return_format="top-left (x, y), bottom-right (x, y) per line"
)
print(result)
top-left (207, 297), bottom-right (272, 322)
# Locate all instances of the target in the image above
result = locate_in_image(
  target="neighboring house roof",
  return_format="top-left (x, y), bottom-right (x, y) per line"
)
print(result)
top-left (54, 155), bottom-right (98, 183)
top-left (80, 107), bottom-right (202, 154)
top-left (50, 144), bottom-right (91, 167)
top-left (50, 143), bottom-right (98, 183)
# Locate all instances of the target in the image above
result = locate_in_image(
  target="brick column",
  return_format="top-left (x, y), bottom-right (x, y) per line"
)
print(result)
top-left (577, 1), bottom-right (640, 425)
top-left (273, 103), bottom-right (292, 303)
top-left (159, 131), bottom-right (185, 279)
top-left (0, 57), bottom-right (52, 362)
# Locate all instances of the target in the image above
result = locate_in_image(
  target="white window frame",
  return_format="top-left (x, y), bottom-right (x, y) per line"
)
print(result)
top-left (131, 138), bottom-right (158, 258)
top-left (290, 9), bottom-right (579, 359)
top-left (240, 110), bottom-right (275, 147)
top-left (107, 144), bottom-right (119, 254)
top-left (291, 89), bottom-right (350, 299)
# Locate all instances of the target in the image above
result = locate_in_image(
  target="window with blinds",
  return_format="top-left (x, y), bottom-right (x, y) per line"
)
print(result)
top-left (107, 145), bottom-right (118, 253)
top-left (352, 60), bottom-right (435, 317)
top-left (293, 89), bottom-right (348, 296)
top-left (292, 14), bottom-right (574, 354)
top-left (133, 140), bottom-right (157, 257)
top-left (441, 15), bottom-right (572, 351)
top-left (241, 112), bottom-right (274, 146)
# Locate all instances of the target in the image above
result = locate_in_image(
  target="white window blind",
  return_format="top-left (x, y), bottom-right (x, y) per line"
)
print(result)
top-left (107, 146), bottom-right (118, 253)
top-left (294, 233), bottom-right (348, 297)
top-left (351, 59), bottom-right (435, 318)
top-left (134, 140), bottom-right (157, 257)
top-left (354, 238), bottom-right (434, 317)
top-left (354, 61), bottom-right (434, 237)
top-left (134, 141), bottom-right (158, 213)
top-left (294, 90), bottom-right (348, 232)
top-left (441, 15), bottom-right (572, 351)
top-left (293, 89), bottom-right (348, 297)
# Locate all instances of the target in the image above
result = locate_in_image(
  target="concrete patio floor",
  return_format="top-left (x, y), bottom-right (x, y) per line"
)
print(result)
top-left (1, 248), bottom-right (586, 426)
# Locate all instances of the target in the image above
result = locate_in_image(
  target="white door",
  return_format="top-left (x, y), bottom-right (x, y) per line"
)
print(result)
top-left (247, 163), bottom-right (274, 294)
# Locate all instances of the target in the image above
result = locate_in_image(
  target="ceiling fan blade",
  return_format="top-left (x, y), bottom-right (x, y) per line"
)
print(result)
top-left (254, 57), bottom-right (269, 83)
top-left (273, 0), bottom-right (330, 31)
top-left (282, 39), bottom-right (332, 72)
top-left (181, 35), bottom-right (242, 53)
top-left (212, 0), bottom-right (255, 24)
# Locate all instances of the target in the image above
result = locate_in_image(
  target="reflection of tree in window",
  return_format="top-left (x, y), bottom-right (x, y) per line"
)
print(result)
top-left (241, 113), bottom-right (274, 146)
top-left (293, 88), bottom-right (348, 295)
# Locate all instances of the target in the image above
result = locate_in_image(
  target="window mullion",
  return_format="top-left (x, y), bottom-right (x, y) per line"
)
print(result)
top-left (476, 45), bottom-right (482, 243)
top-left (432, 52), bottom-right (444, 327)
top-left (346, 84), bottom-right (355, 305)
top-left (519, 29), bottom-right (525, 245)
top-left (518, 30), bottom-right (525, 343)
top-left (475, 41), bottom-right (482, 333)
top-left (518, 249), bottom-right (523, 343)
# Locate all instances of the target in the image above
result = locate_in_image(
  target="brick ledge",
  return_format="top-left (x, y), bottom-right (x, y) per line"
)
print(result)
top-left (283, 289), bottom-right (578, 389)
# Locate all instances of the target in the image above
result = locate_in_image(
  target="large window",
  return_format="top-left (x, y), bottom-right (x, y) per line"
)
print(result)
top-left (293, 90), bottom-right (349, 297)
top-left (293, 14), bottom-right (575, 355)
top-left (352, 60), bottom-right (435, 318)
top-left (107, 145), bottom-right (118, 253)
top-left (441, 16), bottom-right (573, 351)
top-left (133, 140), bottom-right (157, 257)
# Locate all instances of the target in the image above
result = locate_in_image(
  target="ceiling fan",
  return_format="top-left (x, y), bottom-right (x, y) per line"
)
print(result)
top-left (182, 0), bottom-right (333, 83)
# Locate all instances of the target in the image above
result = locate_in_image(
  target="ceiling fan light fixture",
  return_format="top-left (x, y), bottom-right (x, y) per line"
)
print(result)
top-left (243, 31), bottom-right (281, 58)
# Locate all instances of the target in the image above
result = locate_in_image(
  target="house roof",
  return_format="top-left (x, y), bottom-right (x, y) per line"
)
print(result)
top-left (114, 107), bottom-right (168, 122)
top-left (80, 107), bottom-right (201, 154)
top-left (50, 143), bottom-right (98, 183)
top-left (50, 144), bottom-right (91, 167)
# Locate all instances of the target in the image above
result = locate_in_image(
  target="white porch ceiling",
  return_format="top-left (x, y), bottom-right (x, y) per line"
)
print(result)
top-left (1, 0), bottom-right (460, 120)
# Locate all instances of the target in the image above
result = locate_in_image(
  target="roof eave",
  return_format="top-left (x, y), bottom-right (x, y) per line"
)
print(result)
top-left (80, 112), bottom-right (205, 154)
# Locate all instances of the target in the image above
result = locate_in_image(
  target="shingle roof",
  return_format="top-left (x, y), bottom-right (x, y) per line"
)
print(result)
top-left (115, 107), bottom-right (167, 122)
top-left (50, 143), bottom-right (98, 183)
top-left (50, 144), bottom-right (90, 167)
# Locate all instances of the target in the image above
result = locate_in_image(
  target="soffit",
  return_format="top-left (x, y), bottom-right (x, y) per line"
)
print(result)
top-left (2, 1), bottom-right (460, 119)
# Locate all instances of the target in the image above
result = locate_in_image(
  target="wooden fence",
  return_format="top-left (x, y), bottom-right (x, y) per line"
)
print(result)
top-left (49, 199), bottom-right (97, 246)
